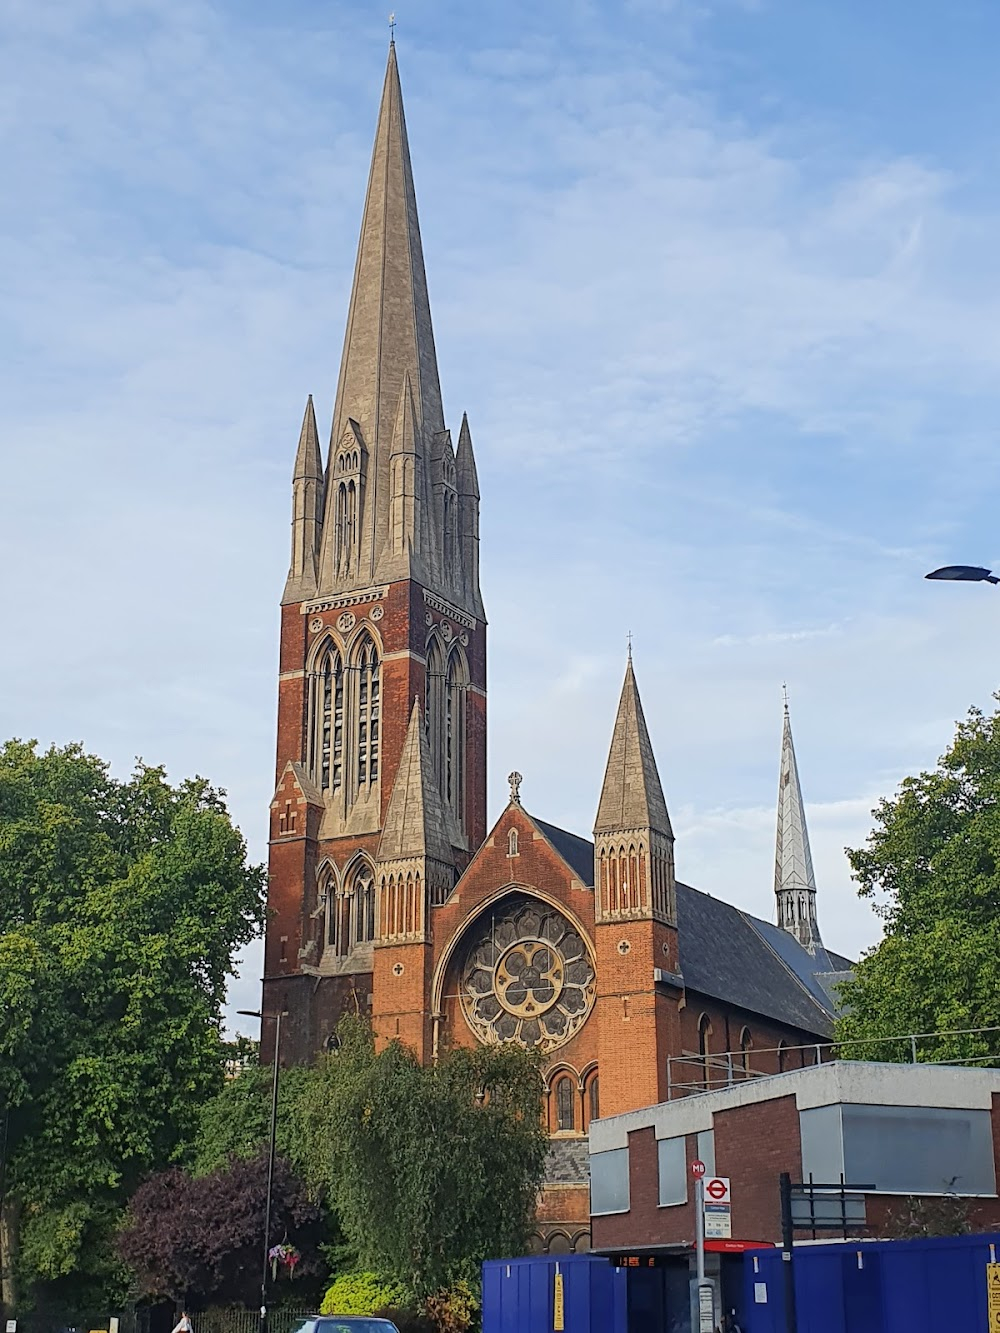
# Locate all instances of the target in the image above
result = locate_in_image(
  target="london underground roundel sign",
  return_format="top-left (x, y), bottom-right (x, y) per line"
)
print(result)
top-left (705, 1176), bottom-right (731, 1203)
top-left (691, 1159), bottom-right (706, 1179)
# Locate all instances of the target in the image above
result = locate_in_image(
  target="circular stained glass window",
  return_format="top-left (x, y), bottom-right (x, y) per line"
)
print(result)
top-left (459, 895), bottom-right (596, 1052)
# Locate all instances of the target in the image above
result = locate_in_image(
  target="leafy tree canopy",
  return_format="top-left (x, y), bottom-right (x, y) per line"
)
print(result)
top-left (193, 1063), bottom-right (312, 1178)
top-left (291, 1019), bottom-right (548, 1301)
top-left (837, 702), bottom-right (1000, 1063)
top-left (118, 1152), bottom-right (324, 1308)
top-left (0, 740), bottom-right (265, 1309)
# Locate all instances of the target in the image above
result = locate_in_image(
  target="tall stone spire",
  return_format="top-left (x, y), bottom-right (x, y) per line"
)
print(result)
top-left (317, 41), bottom-right (447, 596)
top-left (593, 655), bottom-right (675, 924)
top-left (283, 394), bottom-right (324, 601)
top-left (774, 696), bottom-right (823, 952)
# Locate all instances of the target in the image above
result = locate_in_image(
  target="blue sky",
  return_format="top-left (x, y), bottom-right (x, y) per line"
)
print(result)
top-left (4, 0), bottom-right (1000, 1034)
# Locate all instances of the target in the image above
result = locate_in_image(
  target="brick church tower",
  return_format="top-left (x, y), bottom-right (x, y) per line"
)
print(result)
top-left (262, 43), bottom-right (486, 1063)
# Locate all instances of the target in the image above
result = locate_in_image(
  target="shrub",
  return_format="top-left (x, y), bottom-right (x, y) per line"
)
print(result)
top-left (424, 1280), bottom-right (479, 1333)
top-left (320, 1271), bottom-right (405, 1316)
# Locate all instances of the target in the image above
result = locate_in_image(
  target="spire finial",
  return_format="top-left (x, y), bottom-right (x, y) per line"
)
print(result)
top-left (508, 771), bottom-right (522, 805)
top-left (627, 630), bottom-right (633, 661)
top-left (782, 682), bottom-right (789, 713)
top-left (388, 11), bottom-right (396, 43)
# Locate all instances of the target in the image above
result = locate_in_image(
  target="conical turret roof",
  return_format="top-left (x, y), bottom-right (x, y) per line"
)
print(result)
top-left (594, 655), bottom-right (673, 837)
top-left (293, 394), bottom-right (323, 481)
top-left (378, 699), bottom-right (454, 864)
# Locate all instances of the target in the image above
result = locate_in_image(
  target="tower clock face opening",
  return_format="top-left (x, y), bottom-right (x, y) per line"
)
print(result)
top-left (458, 894), bottom-right (596, 1051)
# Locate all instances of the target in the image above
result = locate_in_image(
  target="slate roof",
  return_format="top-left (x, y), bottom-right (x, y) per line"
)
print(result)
top-left (533, 817), bottom-right (596, 885)
top-left (526, 813), bottom-right (852, 1039)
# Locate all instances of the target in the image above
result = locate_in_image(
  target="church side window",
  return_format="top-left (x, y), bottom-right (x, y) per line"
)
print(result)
top-left (777, 1041), bottom-right (789, 1074)
top-left (555, 1076), bottom-right (576, 1133)
top-left (356, 636), bottom-right (380, 787)
top-left (698, 1014), bottom-right (713, 1090)
top-left (740, 1027), bottom-right (753, 1077)
top-left (588, 1074), bottom-right (600, 1124)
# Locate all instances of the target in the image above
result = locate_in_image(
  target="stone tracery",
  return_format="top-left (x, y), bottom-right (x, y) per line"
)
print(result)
top-left (458, 894), bottom-right (596, 1052)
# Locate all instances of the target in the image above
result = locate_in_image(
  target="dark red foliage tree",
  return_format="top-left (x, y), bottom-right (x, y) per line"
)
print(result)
top-left (118, 1151), bottom-right (324, 1308)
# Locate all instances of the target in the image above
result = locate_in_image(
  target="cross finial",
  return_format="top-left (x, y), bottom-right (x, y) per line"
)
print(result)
top-left (782, 682), bottom-right (789, 712)
top-left (388, 11), bottom-right (396, 42)
top-left (508, 771), bottom-right (522, 805)
top-left (627, 630), bottom-right (633, 661)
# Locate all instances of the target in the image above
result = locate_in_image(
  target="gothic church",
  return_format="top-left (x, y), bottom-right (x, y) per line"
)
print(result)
top-left (261, 45), bottom-right (852, 1252)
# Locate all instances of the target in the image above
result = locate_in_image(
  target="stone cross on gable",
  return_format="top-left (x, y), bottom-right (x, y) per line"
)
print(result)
top-left (508, 771), bottom-right (522, 805)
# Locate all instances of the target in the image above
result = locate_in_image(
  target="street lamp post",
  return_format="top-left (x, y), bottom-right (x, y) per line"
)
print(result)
top-left (925, 565), bottom-right (1000, 585)
top-left (237, 1009), bottom-right (283, 1333)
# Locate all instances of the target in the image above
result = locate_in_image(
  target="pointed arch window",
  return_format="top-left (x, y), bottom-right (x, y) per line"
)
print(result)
top-left (320, 864), bottom-right (343, 954)
top-left (555, 1076), bottom-right (576, 1132)
top-left (425, 636), bottom-right (446, 785)
top-left (352, 863), bottom-right (376, 945)
top-left (588, 1074), bottom-right (600, 1124)
top-left (310, 643), bottom-right (344, 793)
top-left (740, 1028), bottom-right (753, 1078)
top-left (698, 1014), bottom-right (713, 1090)
top-left (508, 828), bottom-right (519, 856)
top-left (445, 647), bottom-right (467, 825)
top-left (355, 636), bottom-right (380, 787)
top-left (443, 486), bottom-right (458, 571)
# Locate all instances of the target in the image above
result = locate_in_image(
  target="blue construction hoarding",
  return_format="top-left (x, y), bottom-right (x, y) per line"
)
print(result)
top-left (744, 1232), bottom-right (1000, 1333)
top-left (482, 1253), bottom-right (627, 1333)
top-left (484, 1233), bottom-right (1000, 1333)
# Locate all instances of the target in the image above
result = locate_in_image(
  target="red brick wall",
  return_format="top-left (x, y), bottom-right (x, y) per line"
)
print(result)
top-left (262, 575), bottom-right (487, 1063)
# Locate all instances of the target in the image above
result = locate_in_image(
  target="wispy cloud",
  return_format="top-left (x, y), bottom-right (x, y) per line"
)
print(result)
top-left (3, 0), bottom-right (1000, 1030)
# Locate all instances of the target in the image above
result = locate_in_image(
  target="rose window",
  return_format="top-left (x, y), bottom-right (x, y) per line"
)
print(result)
top-left (459, 895), bottom-right (596, 1052)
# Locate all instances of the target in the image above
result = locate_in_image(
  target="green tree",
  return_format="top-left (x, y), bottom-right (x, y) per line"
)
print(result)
top-left (192, 1063), bottom-right (312, 1177)
top-left (0, 740), bottom-right (265, 1315)
top-left (837, 701), bottom-right (1000, 1064)
top-left (292, 1019), bottom-right (547, 1302)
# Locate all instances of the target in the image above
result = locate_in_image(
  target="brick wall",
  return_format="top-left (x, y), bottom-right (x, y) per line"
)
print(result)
top-left (592, 1089), bottom-right (1000, 1254)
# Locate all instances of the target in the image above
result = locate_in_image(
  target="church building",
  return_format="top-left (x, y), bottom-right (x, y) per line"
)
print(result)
top-left (260, 44), bottom-right (852, 1253)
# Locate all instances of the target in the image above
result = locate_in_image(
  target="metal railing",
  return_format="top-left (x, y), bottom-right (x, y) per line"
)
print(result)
top-left (665, 1025), bottom-right (1000, 1099)
top-left (194, 1309), bottom-right (314, 1333)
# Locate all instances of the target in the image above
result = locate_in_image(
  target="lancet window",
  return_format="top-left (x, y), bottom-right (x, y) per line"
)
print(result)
top-left (309, 643), bottom-right (344, 794)
top-left (425, 638), bottom-right (467, 832)
top-left (555, 1076), bottom-right (576, 1132)
top-left (325, 860), bottom-right (376, 955)
top-left (355, 635), bottom-right (380, 788)
top-left (335, 480), bottom-right (357, 571)
top-left (444, 647), bottom-right (467, 823)
top-left (588, 1075), bottom-right (600, 1124)
top-left (353, 863), bottom-right (376, 945)
top-left (698, 1014), bottom-right (713, 1090)
top-left (426, 636), bottom-right (445, 781)
top-left (740, 1027), bottom-right (753, 1077)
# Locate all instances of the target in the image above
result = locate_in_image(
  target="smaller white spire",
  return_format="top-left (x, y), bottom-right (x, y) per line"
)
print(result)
top-left (774, 693), bottom-right (822, 952)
